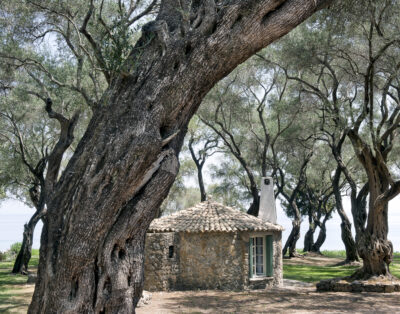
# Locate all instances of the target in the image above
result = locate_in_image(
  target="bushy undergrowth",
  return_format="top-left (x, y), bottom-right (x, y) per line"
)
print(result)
top-left (0, 242), bottom-right (23, 262)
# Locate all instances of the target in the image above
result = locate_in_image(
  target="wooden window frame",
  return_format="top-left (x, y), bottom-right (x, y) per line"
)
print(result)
top-left (249, 234), bottom-right (273, 278)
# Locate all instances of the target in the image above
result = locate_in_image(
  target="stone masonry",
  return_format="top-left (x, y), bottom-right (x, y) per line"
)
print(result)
top-left (144, 201), bottom-right (283, 291)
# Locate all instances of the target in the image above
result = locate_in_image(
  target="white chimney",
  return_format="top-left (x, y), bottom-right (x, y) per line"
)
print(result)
top-left (258, 177), bottom-right (277, 224)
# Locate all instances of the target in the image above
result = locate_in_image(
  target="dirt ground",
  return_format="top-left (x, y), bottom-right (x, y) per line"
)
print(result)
top-left (283, 254), bottom-right (345, 266)
top-left (137, 284), bottom-right (400, 313)
top-left (137, 256), bottom-right (400, 314)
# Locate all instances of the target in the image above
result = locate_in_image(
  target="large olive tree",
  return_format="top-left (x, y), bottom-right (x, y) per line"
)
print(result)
top-left (3, 0), bottom-right (333, 312)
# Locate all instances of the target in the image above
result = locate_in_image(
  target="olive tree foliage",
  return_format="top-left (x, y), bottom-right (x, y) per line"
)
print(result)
top-left (296, 146), bottom-right (336, 253)
top-left (0, 62), bottom-right (87, 273)
top-left (268, 0), bottom-right (400, 276)
top-left (197, 55), bottom-right (325, 256)
top-left (207, 155), bottom-right (255, 212)
top-left (0, 0), bottom-right (158, 99)
top-left (199, 58), bottom-right (312, 216)
top-left (271, 127), bottom-right (316, 257)
top-left (159, 116), bottom-right (218, 215)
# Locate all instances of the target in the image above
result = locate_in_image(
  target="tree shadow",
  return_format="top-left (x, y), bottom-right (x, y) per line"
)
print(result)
top-left (147, 288), bottom-right (400, 313)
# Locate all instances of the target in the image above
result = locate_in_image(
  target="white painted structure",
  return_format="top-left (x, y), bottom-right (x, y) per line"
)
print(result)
top-left (259, 177), bottom-right (277, 224)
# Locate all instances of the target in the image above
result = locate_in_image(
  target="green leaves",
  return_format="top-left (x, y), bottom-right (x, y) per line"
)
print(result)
top-left (100, 21), bottom-right (138, 77)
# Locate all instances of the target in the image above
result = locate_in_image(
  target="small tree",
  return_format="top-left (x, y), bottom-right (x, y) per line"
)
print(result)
top-left (187, 117), bottom-right (219, 202)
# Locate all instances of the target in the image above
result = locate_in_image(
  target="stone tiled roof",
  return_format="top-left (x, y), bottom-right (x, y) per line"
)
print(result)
top-left (148, 201), bottom-right (283, 233)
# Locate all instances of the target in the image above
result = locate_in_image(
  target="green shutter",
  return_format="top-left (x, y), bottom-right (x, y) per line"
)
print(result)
top-left (266, 235), bottom-right (273, 277)
top-left (249, 239), bottom-right (253, 278)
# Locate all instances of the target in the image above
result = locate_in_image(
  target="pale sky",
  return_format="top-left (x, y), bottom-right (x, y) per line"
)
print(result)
top-left (1, 196), bottom-right (399, 252)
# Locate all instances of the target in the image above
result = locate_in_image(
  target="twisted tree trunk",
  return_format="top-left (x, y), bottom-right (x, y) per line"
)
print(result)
top-left (356, 203), bottom-right (392, 278)
top-left (283, 200), bottom-right (302, 258)
top-left (12, 210), bottom-right (42, 274)
top-left (332, 167), bottom-right (359, 263)
top-left (352, 167), bottom-right (393, 278)
top-left (311, 213), bottom-right (329, 253)
top-left (247, 191), bottom-right (261, 217)
top-left (303, 209), bottom-right (315, 252)
top-left (29, 0), bottom-right (331, 312)
top-left (283, 217), bottom-right (301, 257)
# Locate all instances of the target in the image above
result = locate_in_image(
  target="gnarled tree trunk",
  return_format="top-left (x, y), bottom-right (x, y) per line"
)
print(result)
top-left (12, 210), bottom-right (42, 274)
top-left (303, 209), bottom-right (315, 252)
top-left (346, 126), bottom-right (400, 279)
top-left (283, 199), bottom-right (302, 258)
top-left (283, 217), bottom-right (301, 257)
top-left (311, 213), bottom-right (329, 253)
top-left (353, 170), bottom-right (393, 279)
top-left (332, 167), bottom-right (359, 263)
top-left (29, 0), bottom-right (331, 312)
top-left (303, 226), bottom-right (314, 252)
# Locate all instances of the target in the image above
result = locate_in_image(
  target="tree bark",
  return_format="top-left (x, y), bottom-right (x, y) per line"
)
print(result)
top-left (311, 213), bottom-right (329, 253)
top-left (346, 129), bottom-right (399, 278)
top-left (356, 204), bottom-right (393, 278)
top-left (283, 217), bottom-right (301, 257)
top-left (197, 166), bottom-right (207, 202)
top-left (12, 210), bottom-right (42, 274)
top-left (332, 167), bottom-right (359, 263)
top-left (303, 227), bottom-right (315, 252)
top-left (29, 0), bottom-right (331, 312)
top-left (303, 209), bottom-right (315, 252)
top-left (247, 190), bottom-right (261, 217)
top-left (283, 199), bottom-right (302, 258)
top-left (352, 166), bottom-right (393, 278)
top-left (188, 137), bottom-right (207, 202)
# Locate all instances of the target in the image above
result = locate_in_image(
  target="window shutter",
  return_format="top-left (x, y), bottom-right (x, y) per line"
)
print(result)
top-left (249, 239), bottom-right (253, 277)
top-left (266, 235), bottom-right (273, 277)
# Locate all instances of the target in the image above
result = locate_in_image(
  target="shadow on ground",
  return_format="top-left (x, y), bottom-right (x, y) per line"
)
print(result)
top-left (137, 288), bottom-right (400, 313)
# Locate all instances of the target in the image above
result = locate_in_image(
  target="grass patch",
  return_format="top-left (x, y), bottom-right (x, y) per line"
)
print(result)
top-left (391, 252), bottom-right (400, 278)
top-left (320, 250), bottom-right (347, 259)
top-left (284, 251), bottom-right (400, 283)
top-left (0, 249), bottom-right (39, 312)
top-left (283, 263), bottom-right (359, 283)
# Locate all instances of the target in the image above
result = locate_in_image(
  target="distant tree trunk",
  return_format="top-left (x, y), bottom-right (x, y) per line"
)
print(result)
top-left (283, 217), bottom-right (301, 257)
top-left (303, 227), bottom-right (315, 252)
top-left (188, 133), bottom-right (218, 202)
top-left (311, 213), bottom-right (329, 253)
top-left (247, 189), bottom-right (260, 217)
top-left (303, 209), bottom-right (315, 252)
top-left (188, 138), bottom-right (207, 202)
top-left (332, 167), bottom-right (359, 263)
top-left (12, 210), bottom-right (42, 274)
top-left (13, 183), bottom-right (46, 275)
top-left (283, 200), bottom-right (302, 257)
top-left (29, 1), bottom-right (332, 312)
top-left (280, 153), bottom-right (313, 258)
top-left (197, 167), bottom-right (207, 202)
